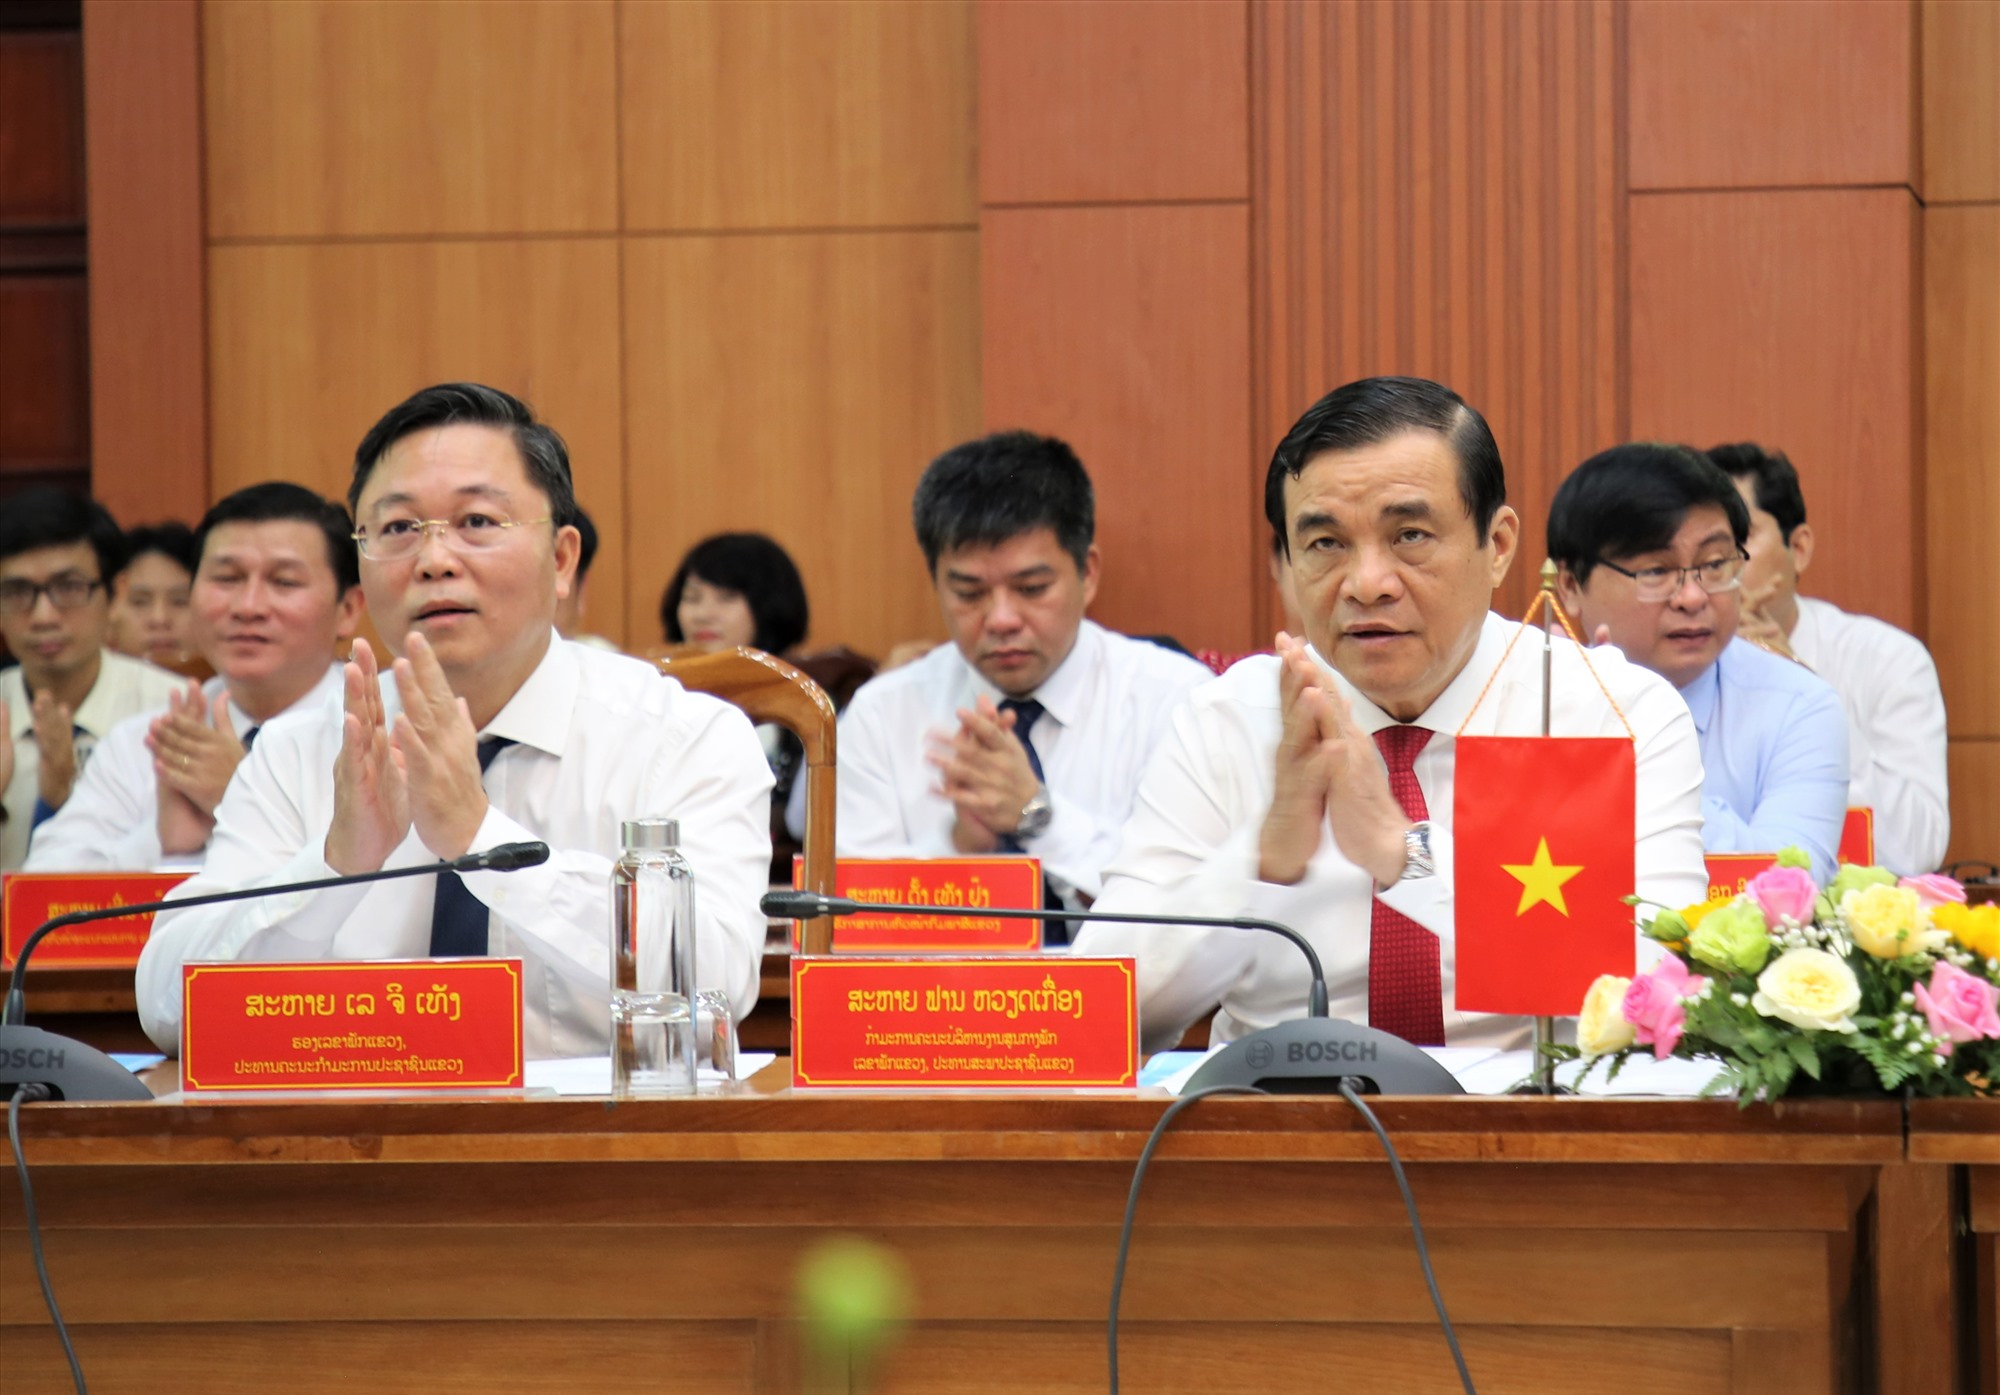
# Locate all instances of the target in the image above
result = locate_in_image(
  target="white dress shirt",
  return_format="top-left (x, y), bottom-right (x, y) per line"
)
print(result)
top-left (26, 664), bottom-right (344, 872)
top-left (834, 620), bottom-right (1216, 899)
top-left (1072, 613), bottom-right (1710, 1052)
top-left (3, 651), bottom-right (185, 871)
top-left (1789, 595), bottom-right (1950, 875)
top-left (136, 637), bottom-right (774, 1059)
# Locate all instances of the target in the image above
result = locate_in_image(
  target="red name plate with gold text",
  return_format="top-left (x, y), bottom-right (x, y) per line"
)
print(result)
top-left (2, 872), bottom-right (191, 968)
top-left (1705, 853), bottom-right (1777, 902)
top-left (181, 959), bottom-right (524, 1092)
top-left (790, 857), bottom-right (1043, 952)
top-left (790, 955), bottom-right (1137, 1088)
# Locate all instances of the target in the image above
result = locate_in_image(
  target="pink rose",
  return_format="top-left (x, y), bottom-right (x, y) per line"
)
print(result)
top-left (1912, 962), bottom-right (2000, 1056)
top-left (1900, 874), bottom-right (1968, 910)
top-left (1747, 865), bottom-right (1818, 928)
top-left (1622, 956), bottom-right (1707, 1060)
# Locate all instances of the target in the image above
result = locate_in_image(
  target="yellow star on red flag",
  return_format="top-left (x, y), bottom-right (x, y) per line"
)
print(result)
top-left (1501, 837), bottom-right (1584, 917)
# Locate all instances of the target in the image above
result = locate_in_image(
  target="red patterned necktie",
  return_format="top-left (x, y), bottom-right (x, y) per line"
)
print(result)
top-left (1369, 724), bottom-right (1445, 1045)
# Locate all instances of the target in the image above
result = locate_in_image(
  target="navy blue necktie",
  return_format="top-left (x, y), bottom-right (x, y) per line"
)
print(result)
top-left (241, 725), bottom-right (260, 753)
top-left (428, 737), bottom-right (514, 957)
top-left (996, 698), bottom-right (1068, 943)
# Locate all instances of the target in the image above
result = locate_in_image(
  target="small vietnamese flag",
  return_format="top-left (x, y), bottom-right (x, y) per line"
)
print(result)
top-left (1453, 735), bottom-right (1636, 1015)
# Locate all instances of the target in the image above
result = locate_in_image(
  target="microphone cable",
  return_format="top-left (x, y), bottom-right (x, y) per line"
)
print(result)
top-left (1108, 1084), bottom-right (1265, 1394)
top-left (1338, 1078), bottom-right (1476, 1395)
top-left (1107, 1081), bottom-right (1478, 1395)
top-left (10, 1083), bottom-right (87, 1393)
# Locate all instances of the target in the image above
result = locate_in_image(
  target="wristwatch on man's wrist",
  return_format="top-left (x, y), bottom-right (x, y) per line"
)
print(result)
top-left (1015, 784), bottom-right (1054, 841)
top-left (1398, 821), bottom-right (1436, 881)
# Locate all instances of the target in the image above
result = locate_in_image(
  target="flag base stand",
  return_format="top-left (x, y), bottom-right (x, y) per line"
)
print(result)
top-left (1531, 1013), bottom-right (1559, 1094)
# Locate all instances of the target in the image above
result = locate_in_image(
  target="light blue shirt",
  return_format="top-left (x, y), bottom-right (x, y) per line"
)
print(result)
top-left (1682, 637), bottom-right (1849, 881)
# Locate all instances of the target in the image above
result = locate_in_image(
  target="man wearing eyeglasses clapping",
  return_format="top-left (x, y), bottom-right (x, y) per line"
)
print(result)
top-left (1549, 443), bottom-right (1849, 881)
top-left (0, 489), bottom-right (183, 870)
top-left (137, 383), bottom-right (774, 1058)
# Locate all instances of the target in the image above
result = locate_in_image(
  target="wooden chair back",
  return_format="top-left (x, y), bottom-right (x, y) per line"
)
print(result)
top-left (656, 646), bottom-right (838, 953)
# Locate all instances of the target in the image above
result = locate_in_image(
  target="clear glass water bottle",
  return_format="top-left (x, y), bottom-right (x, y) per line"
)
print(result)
top-left (610, 817), bottom-right (697, 1096)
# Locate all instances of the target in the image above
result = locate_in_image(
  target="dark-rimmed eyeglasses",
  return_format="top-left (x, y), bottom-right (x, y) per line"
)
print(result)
top-left (1594, 549), bottom-right (1748, 603)
top-left (0, 576), bottom-right (104, 615)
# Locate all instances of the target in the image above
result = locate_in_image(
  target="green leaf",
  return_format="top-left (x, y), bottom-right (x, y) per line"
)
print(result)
top-left (1786, 1036), bottom-right (1822, 1081)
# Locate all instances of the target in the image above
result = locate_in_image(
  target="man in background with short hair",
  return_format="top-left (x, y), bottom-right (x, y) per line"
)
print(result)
top-left (28, 483), bottom-right (363, 870)
top-left (1, 487), bottom-right (183, 869)
top-left (1549, 442), bottom-right (1849, 878)
top-left (836, 431), bottom-right (1213, 935)
top-left (1707, 442), bottom-right (1949, 875)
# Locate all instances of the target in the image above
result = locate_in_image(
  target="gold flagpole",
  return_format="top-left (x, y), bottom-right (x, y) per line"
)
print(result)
top-left (1533, 559), bottom-right (1559, 1095)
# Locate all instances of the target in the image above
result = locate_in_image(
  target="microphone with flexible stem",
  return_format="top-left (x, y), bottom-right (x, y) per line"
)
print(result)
top-left (760, 889), bottom-right (1461, 1095)
top-left (1, 841), bottom-right (551, 1101)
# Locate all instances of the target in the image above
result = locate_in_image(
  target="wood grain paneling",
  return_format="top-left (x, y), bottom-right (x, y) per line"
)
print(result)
top-left (4, 1321), bottom-right (759, 1395)
top-left (1920, 0), bottom-right (2000, 203)
top-left (1945, 742), bottom-right (1998, 868)
top-left (622, 231), bottom-right (981, 660)
top-left (621, 0), bottom-right (975, 232)
top-left (0, 274), bottom-right (88, 472)
top-left (1252, 0), bottom-right (1623, 623)
top-left (206, 238), bottom-right (627, 642)
top-left (0, 30), bottom-right (84, 226)
top-left (982, 203), bottom-right (1252, 651)
top-left (880, 1322), bottom-right (1733, 1395)
top-left (1629, 188), bottom-right (1920, 633)
top-left (1628, 0), bottom-right (1914, 192)
top-left (977, 0), bottom-right (1248, 206)
top-left (202, 0), bottom-right (617, 239)
top-left (1924, 204), bottom-right (1999, 740)
top-left (83, 0), bottom-right (206, 527)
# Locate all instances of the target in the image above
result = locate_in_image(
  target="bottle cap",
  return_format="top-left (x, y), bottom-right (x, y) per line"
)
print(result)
top-left (620, 817), bottom-right (680, 850)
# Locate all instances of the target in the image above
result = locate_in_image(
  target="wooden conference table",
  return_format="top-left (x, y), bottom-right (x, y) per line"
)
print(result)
top-left (3, 1075), bottom-right (1920, 1395)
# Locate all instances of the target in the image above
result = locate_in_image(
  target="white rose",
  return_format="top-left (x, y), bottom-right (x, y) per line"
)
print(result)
top-left (1576, 974), bottom-right (1635, 1058)
top-left (1751, 948), bottom-right (1862, 1034)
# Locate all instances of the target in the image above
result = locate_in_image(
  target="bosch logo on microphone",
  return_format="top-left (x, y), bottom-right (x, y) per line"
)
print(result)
top-left (3, 1046), bottom-right (66, 1071)
top-left (1245, 1040), bottom-right (1274, 1071)
top-left (1288, 1039), bottom-right (1377, 1064)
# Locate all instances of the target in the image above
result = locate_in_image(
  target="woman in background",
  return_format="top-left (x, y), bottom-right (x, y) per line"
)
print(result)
top-left (661, 532), bottom-right (873, 879)
top-left (107, 522), bottom-right (197, 670)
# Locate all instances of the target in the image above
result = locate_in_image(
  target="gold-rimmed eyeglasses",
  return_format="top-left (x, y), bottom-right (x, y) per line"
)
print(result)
top-left (352, 515), bottom-right (552, 563)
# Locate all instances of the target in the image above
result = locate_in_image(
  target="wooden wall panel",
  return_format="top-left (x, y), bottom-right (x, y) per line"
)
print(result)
top-left (1628, 188), bottom-right (1920, 634)
top-left (621, 231), bottom-right (981, 660)
top-left (982, 204), bottom-right (1252, 651)
top-left (1945, 743), bottom-right (1998, 868)
top-left (977, 0), bottom-right (1248, 205)
top-left (0, 275), bottom-right (89, 473)
top-left (1920, 0), bottom-right (2000, 203)
top-left (1628, 0), bottom-right (1914, 191)
top-left (620, 0), bottom-right (975, 232)
top-left (1923, 204), bottom-right (1999, 750)
top-left (1252, 0), bottom-right (1623, 623)
top-left (0, 31), bottom-right (84, 225)
top-left (83, 0), bottom-right (206, 528)
top-left (206, 239), bottom-right (628, 642)
top-left (202, 0), bottom-right (618, 239)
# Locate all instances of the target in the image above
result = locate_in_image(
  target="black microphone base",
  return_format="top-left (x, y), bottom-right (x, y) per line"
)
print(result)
top-left (1, 1025), bottom-right (153, 1102)
top-left (1184, 1018), bottom-right (1465, 1096)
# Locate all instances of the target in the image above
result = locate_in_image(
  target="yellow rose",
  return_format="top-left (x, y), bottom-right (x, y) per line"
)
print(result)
top-left (1577, 974), bottom-right (1636, 1058)
top-left (1681, 894), bottom-right (1734, 933)
top-left (1934, 903), bottom-right (2000, 961)
top-left (1751, 948), bottom-right (1861, 1034)
top-left (1841, 884), bottom-right (1947, 960)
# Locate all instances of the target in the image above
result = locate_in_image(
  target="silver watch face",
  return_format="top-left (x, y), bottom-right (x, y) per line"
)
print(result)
top-left (1017, 788), bottom-right (1054, 840)
top-left (1400, 822), bottom-right (1435, 880)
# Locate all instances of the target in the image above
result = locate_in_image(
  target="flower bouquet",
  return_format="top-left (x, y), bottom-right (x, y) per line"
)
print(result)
top-left (1573, 850), bottom-right (2000, 1101)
